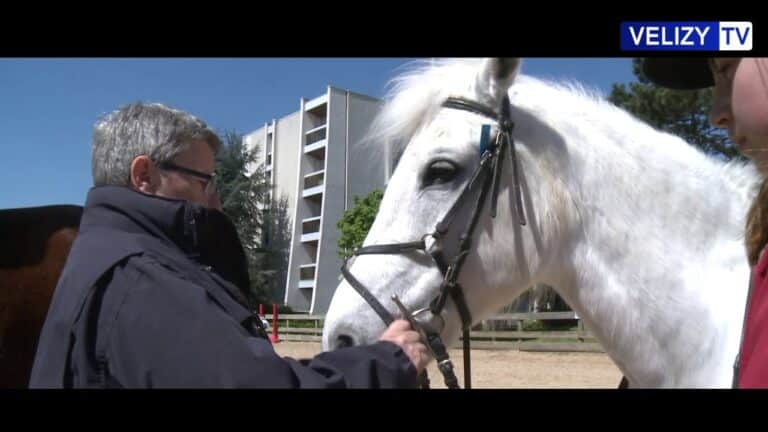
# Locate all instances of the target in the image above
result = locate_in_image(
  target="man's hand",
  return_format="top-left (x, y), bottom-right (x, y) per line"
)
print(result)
top-left (379, 319), bottom-right (432, 373)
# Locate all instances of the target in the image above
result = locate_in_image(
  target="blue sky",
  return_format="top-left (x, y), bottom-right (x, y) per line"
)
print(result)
top-left (0, 58), bottom-right (635, 209)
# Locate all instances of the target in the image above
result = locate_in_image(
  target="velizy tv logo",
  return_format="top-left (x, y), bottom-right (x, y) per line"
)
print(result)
top-left (621, 21), bottom-right (752, 51)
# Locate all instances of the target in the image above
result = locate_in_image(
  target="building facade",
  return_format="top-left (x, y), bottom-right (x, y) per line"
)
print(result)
top-left (244, 86), bottom-right (392, 314)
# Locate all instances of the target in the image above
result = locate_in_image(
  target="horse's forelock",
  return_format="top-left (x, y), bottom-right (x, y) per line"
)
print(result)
top-left (363, 59), bottom-right (486, 159)
top-left (364, 59), bottom-right (606, 159)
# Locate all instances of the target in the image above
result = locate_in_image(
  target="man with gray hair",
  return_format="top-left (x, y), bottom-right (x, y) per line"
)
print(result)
top-left (29, 102), bottom-right (430, 388)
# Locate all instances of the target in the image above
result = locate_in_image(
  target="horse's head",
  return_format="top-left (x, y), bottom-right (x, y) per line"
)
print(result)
top-left (323, 58), bottom-right (566, 350)
top-left (322, 58), bottom-right (760, 387)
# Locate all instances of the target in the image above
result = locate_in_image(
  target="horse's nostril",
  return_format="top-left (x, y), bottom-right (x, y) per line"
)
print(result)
top-left (337, 334), bottom-right (355, 349)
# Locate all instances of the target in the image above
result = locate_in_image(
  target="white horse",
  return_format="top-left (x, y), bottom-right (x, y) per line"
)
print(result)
top-left (322, 58), bottom-right (759, 388)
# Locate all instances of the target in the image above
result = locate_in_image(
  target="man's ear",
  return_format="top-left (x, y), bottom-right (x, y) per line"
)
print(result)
top-left (129, 155), bottom-right (155, 194)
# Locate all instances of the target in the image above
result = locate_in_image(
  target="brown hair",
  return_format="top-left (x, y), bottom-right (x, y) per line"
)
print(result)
top-left (746, 176), bottom-right (768, 266)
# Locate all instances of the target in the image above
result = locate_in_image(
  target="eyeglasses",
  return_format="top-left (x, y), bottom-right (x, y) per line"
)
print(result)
top-left (157, 161), bottom-right (218, 196)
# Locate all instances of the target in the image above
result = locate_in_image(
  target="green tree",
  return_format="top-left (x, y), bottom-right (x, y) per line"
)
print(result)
top-left (608, 58), bottom-right (740, 160)
top-left (261, 194), bottom-right (292, 304)
top-left (215, 130), bottom-right (273, 305)
top-left (336, 189), bottom-right (384, 259)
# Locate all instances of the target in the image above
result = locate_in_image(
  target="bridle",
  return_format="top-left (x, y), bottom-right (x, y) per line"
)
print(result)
top-left (340, 94), bottom-right (525, 389)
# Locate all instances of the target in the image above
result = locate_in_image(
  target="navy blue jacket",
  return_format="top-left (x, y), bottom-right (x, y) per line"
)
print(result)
top-left (29, 186), bottom-right (417, 388)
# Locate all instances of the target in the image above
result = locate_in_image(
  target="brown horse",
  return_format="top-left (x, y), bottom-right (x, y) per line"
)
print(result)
top-left (0, 205), bottom-right (82, 388)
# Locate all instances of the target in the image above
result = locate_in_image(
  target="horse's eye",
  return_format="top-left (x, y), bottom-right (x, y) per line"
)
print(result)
top-left (423, 160), bottom-right (459, 187)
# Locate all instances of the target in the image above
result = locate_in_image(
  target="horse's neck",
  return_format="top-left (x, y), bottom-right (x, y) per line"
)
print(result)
top-left (519, 88), bottom-right (755, 387)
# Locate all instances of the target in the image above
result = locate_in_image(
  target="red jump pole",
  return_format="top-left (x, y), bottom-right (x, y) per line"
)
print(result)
top-left (270, 303), bottom-right (280, 343)
top-left (259, 304), bottom-right (264, 316)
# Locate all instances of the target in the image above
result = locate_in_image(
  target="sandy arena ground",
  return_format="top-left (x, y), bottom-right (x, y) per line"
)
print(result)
top-left (273, 341), bottom-right (623, 388)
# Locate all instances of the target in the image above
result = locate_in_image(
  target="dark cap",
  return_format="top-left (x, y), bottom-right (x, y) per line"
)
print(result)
top-left (642, 58), bottom-right (714, 90)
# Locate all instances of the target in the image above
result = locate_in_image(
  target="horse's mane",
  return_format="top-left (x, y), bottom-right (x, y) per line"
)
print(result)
top-left (365, 58), bottom-right (756, 196)
top-left (363, 58), bottom-right (759, 312)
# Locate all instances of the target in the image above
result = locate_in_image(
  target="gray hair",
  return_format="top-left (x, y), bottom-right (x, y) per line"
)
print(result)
top-left (91, 102), bottom-right (222, 186)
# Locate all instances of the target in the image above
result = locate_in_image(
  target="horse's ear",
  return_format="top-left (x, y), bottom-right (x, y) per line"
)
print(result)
top-left (475, 58), bottom-right (521, 106)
